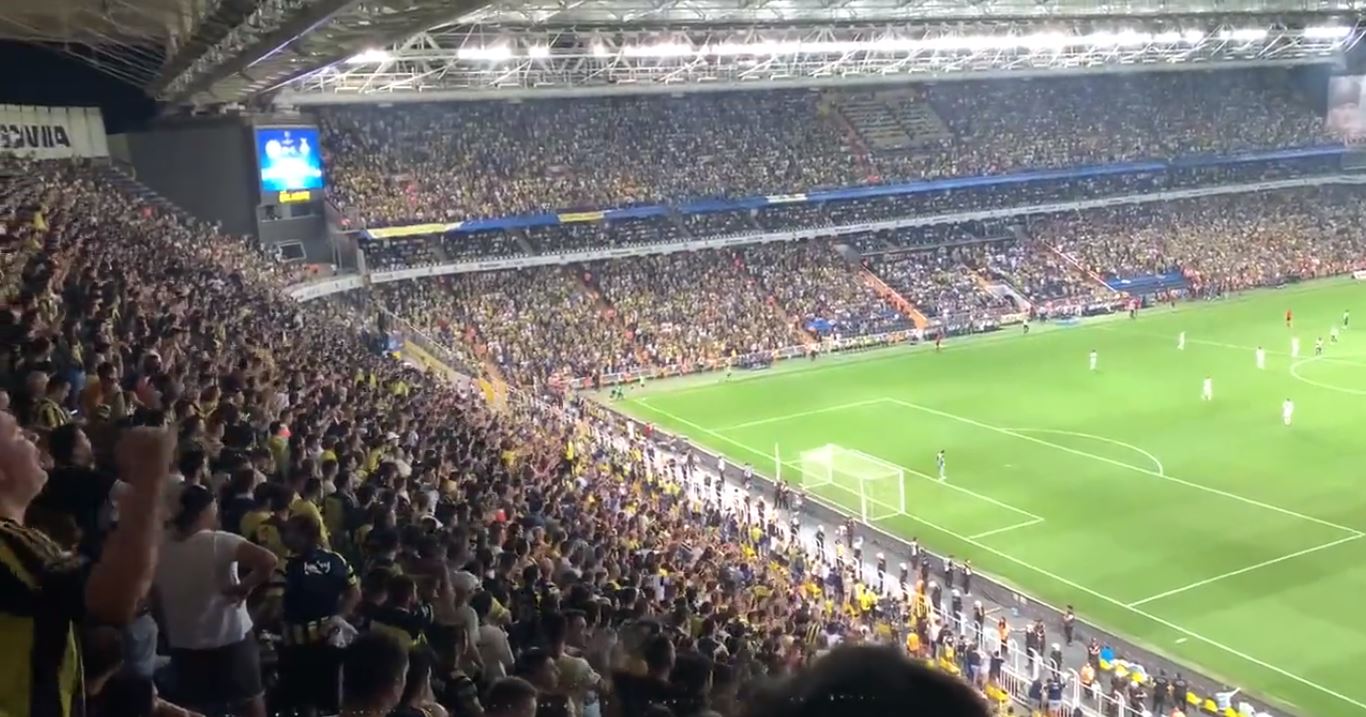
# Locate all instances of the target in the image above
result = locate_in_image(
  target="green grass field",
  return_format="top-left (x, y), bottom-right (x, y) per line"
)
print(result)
top-left (619, 278), bottom-right (1366, 717)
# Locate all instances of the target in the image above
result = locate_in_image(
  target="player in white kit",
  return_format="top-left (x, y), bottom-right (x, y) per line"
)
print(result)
top-left (936, 450), bottom-right (947, 482)
top-left (1331, 326), bottom-right (1340, 343)
top-left (1089, 349), bottom-right (1098, 372)
top-left (1255, 346), bottom-right (1266, 370)
top-left (1202, 376), bottom-right (1213, 401)
top-left (1282, 398), bottom-right (1294, 426)
top-left (1177, 332), bottom-right (1186, 350)
top-left (1291, 336), bottom-right (1301, 358)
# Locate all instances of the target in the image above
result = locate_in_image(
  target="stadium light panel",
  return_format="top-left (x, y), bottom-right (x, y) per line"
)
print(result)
top-left (527, 45), bottom-right (552, 59)
top-left (623, 42), bottom-right (695, 57)
top-left (345, 48), bottom-right (391, 65)
top-left (457, 45), bottom-right (514, 61)
top-left (1304, 25), bottom-right (1354, 39)
top-left (590, 42), bottom-right (611, 58)
top-left (1219, 28), bottom-right (1269, 42)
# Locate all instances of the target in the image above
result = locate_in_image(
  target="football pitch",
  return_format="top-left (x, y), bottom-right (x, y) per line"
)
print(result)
top-left (618, 278), bottom-right (1366, 716)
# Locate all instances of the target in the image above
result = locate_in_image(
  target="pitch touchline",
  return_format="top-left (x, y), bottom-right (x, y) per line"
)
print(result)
top-left (1127, 533), bottom-right (1366, 608)
top-left (882, 398), bottom-right (1365, 538)
top-left (630, 398), bottom-right (1366, 713)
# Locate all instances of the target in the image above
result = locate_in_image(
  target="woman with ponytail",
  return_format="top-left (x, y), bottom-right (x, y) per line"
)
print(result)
top-left (152, 484), bottom-right (279, 717)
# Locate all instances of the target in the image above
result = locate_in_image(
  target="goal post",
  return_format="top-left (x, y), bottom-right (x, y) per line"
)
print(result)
top-left (798, 444), bottom-right (906, 522)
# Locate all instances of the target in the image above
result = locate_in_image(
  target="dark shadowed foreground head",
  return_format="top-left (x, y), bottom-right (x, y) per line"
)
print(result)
top-left (743, 645), bottom-right (990, 717)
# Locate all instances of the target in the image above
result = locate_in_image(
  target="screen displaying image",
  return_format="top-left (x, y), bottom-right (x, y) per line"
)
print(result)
top-left (256, 126), bottom-right (324, 192)
top-left (1326, 76), bottom-right (1366, 140)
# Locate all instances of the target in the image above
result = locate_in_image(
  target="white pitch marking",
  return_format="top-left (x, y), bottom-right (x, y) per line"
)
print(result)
top-left (1289, 356), bottom-right (1366, 397)
top-left (712, 398), bottom-right (887, 432)
top-left (968, 517), bottom-right (1046, 541)
top-left (1009, 427), bottom-right (1166, 476)
top-left (1127, 533), bottom-right (1366, 607)
top-left (883, 398), bottom-right (1365, 538)
top-left (630, 397), bottom-right (1366, 714)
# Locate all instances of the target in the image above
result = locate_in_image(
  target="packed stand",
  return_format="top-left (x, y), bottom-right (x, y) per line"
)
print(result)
top-left (439, 230), bottom-right (525, 262)
top-left (868, 244), bottom-right (1018, 319)
top-left (378, 270), bottom-right (640, 386)
top-left (320, 70), bottom-right (1329, 228)
top-left (362, 235), bottom-right (443, 270)
top-left (0, 158), bottom-right (1280, 717)
top-left (982, 240), bottom-right (1122, 307)
top-left (320, 93), bottom-right (858, 227)
top-left (1039, 186), bottom-right (1366, 293)
top-left (590, 251), bottom-right (799, 368)
top-left (744, 240), bottom-right (912, 337)
top-left (684, 211), bottom-right (759, 238)
top-left (875, 69), bottom-right (1330, 179)
top-left (0, 157), bottom-right (1018, 717)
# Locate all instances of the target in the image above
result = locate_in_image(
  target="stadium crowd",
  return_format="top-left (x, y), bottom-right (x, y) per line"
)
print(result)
top-left (1038, 186), bottom-right (1366, 293)
top-left (320, 69), bottom-right (1332, 227)
top-left (1, 158), bottom-right (1043, 717)
top-left (4, 104), bottom-right (1346, 717)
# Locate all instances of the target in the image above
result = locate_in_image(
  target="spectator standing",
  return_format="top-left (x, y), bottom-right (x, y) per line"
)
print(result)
top-left (153, 484), bottom-right (278, 717)
top-left (277, 514), bottom-right (361, 716)
top-left (0, 416), bottom-right (171, 717)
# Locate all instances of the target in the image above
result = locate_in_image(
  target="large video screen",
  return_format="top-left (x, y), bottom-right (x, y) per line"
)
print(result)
top-left (1327, 76), bottom-right (1366, 141)
top-left (256, 126), bottom-right (324, 192)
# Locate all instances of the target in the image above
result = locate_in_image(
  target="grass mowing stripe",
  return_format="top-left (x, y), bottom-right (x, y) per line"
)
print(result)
top-left (630, 397), bottom-right (1366, 714)
top-left (1126, 533), bottom-right (1366, 608)
top-left (881, 398), bottom-right (1366, 538)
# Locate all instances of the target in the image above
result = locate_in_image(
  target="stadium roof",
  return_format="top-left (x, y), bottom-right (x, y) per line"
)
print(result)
top-left (4, 0), bottom-right (1364, 106)
top-left (279, 17), bottom-right (1366, 104)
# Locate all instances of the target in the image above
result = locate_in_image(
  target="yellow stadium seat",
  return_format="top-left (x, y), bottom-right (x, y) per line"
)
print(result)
top-left (1203, 698), bottom-right (1218, 713)
top-left (1187, 692), bottom-right (1202, 706)
top-left (1099, 659), bottom-right (1112, 671)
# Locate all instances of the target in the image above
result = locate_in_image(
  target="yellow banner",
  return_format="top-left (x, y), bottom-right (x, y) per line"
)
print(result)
top-left (558, 211), bottom-right (605, 223)
top-left (368, 222), bottom-right (459, 239)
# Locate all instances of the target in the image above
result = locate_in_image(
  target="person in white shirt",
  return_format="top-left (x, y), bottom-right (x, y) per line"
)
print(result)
top-left (154, 485), bottom-right (278, 717)
top-left (1282, 398), bottom-right (1295, 426)
top-left (1255, 346), bottom-right (1266, 370)
top-left (1177, 332), bottom-right (1186, 351)
top-left (1089, 349), bottom-right (1098, 372)
top-left (1331, 326), bottom-right (1340, 343)
top-left (1291, 336), bottom-right (1301, 358)
top-left (1202, 377), bottom-right (1213, 401)
top-left (472, 591), bottom-right (515, 681)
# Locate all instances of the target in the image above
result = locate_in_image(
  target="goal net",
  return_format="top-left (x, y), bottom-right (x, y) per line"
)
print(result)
top-left (798, 444), bottom-right (906, 522)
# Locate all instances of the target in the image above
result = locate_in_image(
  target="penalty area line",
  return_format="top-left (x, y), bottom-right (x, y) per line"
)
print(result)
top-left (629, 398), bottom-right (1366, 714)
top-left (1126, 533), bottom-right (1366, 608)
top-left (968, 517), bottom-right (1046, 541)
top-left (711, 398), bottom-right (886, 432)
